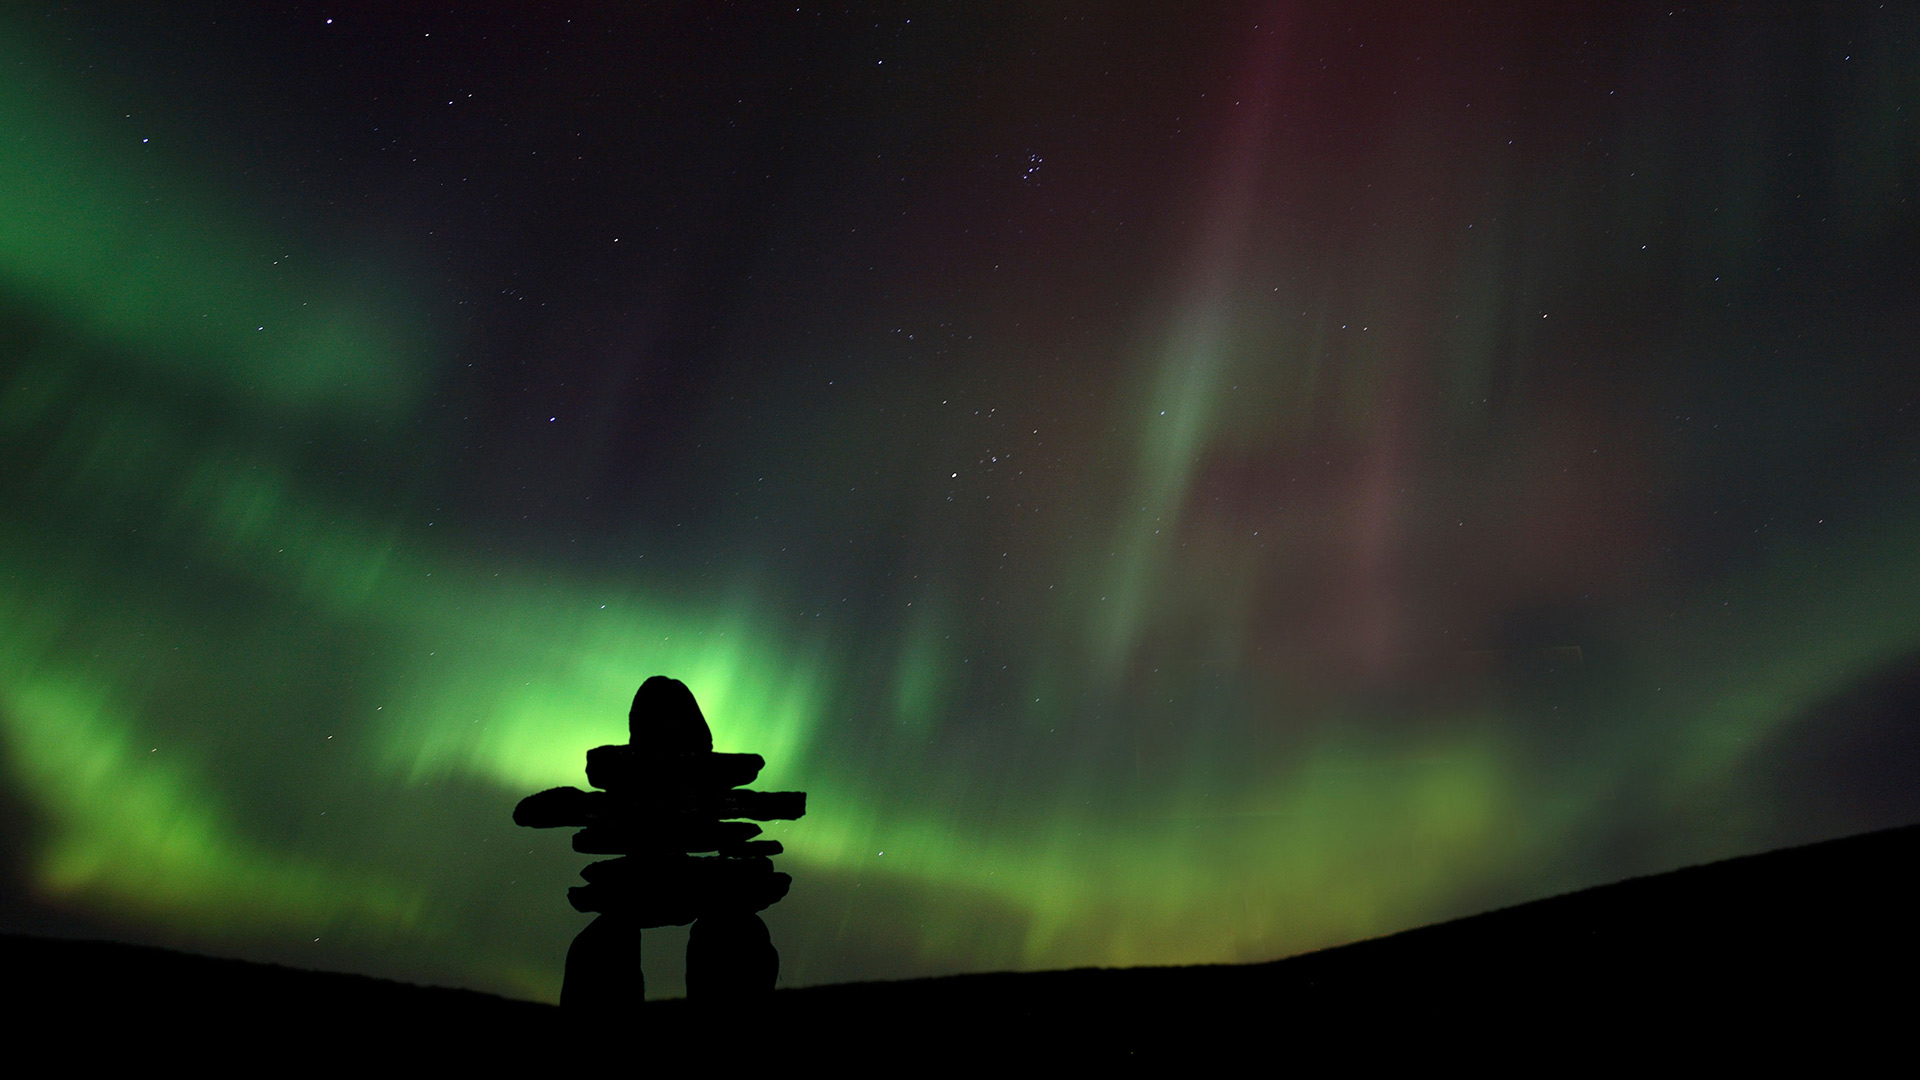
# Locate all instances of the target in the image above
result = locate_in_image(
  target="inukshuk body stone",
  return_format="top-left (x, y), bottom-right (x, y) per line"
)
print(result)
top-left (513, 676), bottom-right (806, 1008)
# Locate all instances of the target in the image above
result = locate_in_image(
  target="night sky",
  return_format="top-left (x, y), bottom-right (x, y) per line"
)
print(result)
top-left (3, 3), bottom-right (1918, 1003)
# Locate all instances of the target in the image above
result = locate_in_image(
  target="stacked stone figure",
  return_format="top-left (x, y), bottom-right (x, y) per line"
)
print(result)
top-left (514, 675), bottom-right (806, 1007)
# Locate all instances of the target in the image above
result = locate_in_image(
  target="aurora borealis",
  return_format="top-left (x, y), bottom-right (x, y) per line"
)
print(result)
top-left (3, 3), bottom-right (1918, 1003)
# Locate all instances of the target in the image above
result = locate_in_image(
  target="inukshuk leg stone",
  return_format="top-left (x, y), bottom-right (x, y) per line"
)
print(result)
top-left (560, 912), bottom-right (642, 1012)
top-left (514, 675), bottom-right (807, 1008)
top-left (686, 911), bottom-right (779, 999)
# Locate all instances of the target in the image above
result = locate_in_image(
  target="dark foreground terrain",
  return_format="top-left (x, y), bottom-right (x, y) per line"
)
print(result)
top-left (10, 823), bottom-right (1916, 1063)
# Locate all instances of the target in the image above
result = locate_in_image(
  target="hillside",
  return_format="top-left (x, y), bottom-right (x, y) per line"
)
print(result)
top-left (10, 822), bottom-right (1913, 1062)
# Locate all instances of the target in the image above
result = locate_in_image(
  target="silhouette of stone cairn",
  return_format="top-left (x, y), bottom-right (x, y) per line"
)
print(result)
top-left (513, 676), bottom-right (806, 1006)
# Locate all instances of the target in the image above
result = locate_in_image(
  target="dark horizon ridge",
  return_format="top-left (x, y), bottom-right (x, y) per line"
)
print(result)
top-left (10, 819), bottom-right (1913, 1060)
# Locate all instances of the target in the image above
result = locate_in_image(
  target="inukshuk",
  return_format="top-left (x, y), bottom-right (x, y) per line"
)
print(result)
top-left (513, 675), bottom-right (806, 1007)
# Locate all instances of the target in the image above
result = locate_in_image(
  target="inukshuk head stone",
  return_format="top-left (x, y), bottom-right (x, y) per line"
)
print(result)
top-left (513, 676), bottom-right (806, 1008)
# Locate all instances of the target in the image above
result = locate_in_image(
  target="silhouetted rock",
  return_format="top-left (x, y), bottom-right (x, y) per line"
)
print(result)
top-left (586, 747), bottom-right (766, 791)
top-left (628, 674), bottom-right (713, 750)
top-left (569, 818), bottom-right (764, 856)
top-left (686, 912), bottom-right (778, 999)
top-left (512, 785), bottom-right (606, 828)
top-left (714, 789), bottom-right (806, 820)
top-left (514, 674), bottom-right (807, 1008)
top-left (560, 912), bottom-right (643, 1012)
top-left (564, 852), bottom-right (791, 922)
